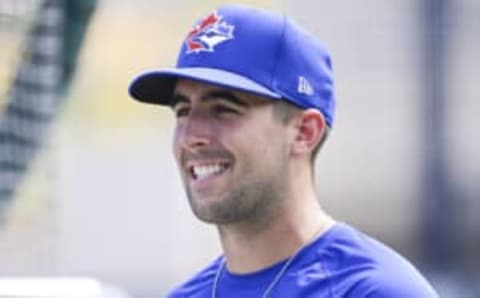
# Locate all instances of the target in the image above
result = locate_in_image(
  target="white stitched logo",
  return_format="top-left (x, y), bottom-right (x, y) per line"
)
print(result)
top-left (297, 76), bottom-right (314, 96)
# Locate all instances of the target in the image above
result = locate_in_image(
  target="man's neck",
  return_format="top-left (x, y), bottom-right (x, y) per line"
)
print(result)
top-left (217, 193), bottom-right (334, 274)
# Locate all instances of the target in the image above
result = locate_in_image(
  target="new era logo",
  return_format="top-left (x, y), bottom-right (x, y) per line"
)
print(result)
top-left (298, 76), bottom-right (314, 96)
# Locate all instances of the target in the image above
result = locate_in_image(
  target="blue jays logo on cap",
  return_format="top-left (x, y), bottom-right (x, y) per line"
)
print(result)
top-left (185, 11), bottom-right (235, 54)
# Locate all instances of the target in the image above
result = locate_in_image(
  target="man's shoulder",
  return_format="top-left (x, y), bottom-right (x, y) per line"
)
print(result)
top-left (167, 257), bottom-right (222, 298)
top-left (305, 222), bottom-right (438, 297)
top-left (317, 223), bottom-right (424, 273)
top-left (345, 268), bottom-right (439, 297)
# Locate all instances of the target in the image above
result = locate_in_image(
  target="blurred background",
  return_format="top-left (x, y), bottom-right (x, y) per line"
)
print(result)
top-left (0, 0), bottom-right (478, 297)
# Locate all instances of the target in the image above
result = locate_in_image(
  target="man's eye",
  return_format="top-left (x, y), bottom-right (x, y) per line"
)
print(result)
top-left (175, 107), bottom-right (190, 118)
top-left (214, 105), bottom-right (238, 115)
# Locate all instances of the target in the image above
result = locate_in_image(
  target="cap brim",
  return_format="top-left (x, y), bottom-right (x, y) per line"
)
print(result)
top-left (128, 67), bottom-right (281, 105)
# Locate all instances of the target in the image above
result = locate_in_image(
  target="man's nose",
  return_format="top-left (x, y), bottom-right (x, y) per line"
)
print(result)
top-left (181, 111), bottom-right (214, 149)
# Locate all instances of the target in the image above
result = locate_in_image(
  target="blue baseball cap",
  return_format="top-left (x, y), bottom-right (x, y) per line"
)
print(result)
top-left (129, 4), bottom-right (336, 126)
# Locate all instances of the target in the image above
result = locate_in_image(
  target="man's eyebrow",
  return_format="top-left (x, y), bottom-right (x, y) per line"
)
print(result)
top-left (170, 94), bottom-right (189, 107)
top-left (201, 90), bottom-right (248, 107)
top-left (171, 89), bottom-right (249, 107)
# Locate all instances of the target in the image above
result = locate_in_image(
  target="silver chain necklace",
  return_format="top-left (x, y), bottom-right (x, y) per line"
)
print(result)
top-left (211, 225), bottom-right (328, 298)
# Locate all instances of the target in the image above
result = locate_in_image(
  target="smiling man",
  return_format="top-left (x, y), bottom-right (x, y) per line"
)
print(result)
top-left (171, 82), bottom-right (293, 226)
top-left (128, 4), bottom-right (438, 298)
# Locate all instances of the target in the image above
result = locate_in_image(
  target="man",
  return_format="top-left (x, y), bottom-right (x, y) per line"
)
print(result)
top-left (129, 4), bottom-right (438, 298)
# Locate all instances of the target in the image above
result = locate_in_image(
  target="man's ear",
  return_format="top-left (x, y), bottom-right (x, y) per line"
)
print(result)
top-left (290, 109), bottom-right (326, 157)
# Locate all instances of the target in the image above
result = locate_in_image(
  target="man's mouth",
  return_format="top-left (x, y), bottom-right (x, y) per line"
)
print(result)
top-left (189, 161), bottom-right (231, 181)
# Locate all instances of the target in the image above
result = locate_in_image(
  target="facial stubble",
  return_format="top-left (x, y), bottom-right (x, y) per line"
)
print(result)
top-left (184, 145), bottom-right (290, 226)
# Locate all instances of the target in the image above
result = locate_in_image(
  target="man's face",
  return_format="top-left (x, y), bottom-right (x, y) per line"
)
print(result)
top-left (172, 79), bottom-right (292, 224)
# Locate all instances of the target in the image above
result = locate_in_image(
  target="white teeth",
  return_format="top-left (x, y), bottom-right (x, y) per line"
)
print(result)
top-left (192, 164), bottom-right (225, 180)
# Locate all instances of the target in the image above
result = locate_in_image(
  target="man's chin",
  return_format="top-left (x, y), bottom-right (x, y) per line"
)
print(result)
top-left (188, 196), bottom-right (223, 222)
top-left (191, 208), bottom-right (226, 224)
top-left (189, 200), bottom-right (240, 225)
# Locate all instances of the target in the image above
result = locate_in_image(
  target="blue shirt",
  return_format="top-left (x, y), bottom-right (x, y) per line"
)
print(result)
top-left (168, 223), bottom-right (438, 297)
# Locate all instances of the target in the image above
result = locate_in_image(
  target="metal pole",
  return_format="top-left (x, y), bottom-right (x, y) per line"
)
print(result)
top-left (420, 0), bottom-right (456, 270)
